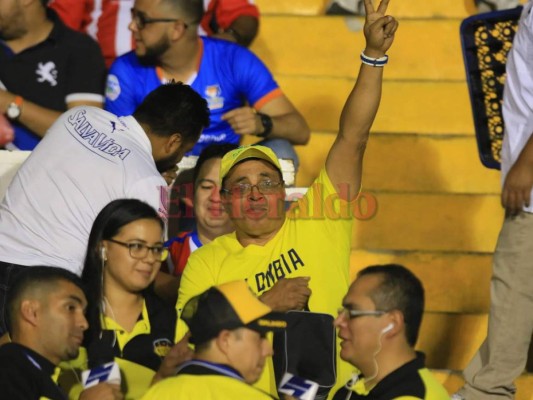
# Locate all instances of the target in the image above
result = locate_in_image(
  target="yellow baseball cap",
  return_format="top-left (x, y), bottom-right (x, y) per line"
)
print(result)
top-left (219, 145), bottom-right (282, 181)
top-left (181, 281), bottom-right (287, 345)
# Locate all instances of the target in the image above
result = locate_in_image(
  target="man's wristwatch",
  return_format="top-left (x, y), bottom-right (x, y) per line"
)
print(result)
top-left (5, 96), bottom-right (23, 121)
top-left (256, 113), bottom-right (273, 138)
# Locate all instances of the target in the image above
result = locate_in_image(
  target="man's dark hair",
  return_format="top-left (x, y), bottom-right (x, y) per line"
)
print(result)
top-left (6, 267), bottom-right (84, 335)
top-left (133, 82), bottom-right (210, 144)
top-left (163, 0), bottom-right (204, 24)
top-left (357, 264), bottom-right (424, 346)
top-left (193, 143), bottom-right (239, 185)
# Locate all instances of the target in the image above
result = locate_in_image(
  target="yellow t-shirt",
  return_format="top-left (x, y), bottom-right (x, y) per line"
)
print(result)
top-left (141, 373), bottom-right (274, 399)
top-left (176, 168), bottom-right (356, 397)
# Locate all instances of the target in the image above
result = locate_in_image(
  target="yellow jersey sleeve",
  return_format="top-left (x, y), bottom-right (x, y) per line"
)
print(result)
top-left (175, 245), bottom-right (219, 341)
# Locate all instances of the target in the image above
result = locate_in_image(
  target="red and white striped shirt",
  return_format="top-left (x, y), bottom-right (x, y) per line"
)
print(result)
top-left (48, 0), bottom-right (259, 68)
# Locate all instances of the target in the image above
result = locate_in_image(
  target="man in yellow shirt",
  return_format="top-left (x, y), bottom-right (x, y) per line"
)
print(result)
top-left (143, 281), bottom-right (285, 399)
top-left (176, 0), bottom-right (399, 396)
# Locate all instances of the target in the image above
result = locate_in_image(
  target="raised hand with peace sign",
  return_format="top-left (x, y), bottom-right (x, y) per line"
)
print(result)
top-left (325, 0), bottom-right (399, 202)
top-left (362, 0), bottom-right (399, 58)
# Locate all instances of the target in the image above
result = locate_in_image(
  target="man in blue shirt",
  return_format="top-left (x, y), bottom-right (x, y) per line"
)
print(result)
top-left (105, 0), bottom-right (309, 161)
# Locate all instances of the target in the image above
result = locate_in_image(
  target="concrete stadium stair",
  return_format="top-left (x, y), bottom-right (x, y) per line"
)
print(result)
top-left (349, 250), bottom-right (493, 312)
top-left (252, 18), bottom-right (466, 80)
top-left (255, 0), bottom-right (327, 16)
top-left (250, 0), bottom-right (533, 395)
top-left (256, 0), bottom-right (479, 18)
top-left (295, 132), bottom-right (501, 191)
top-left (280, 77), bottom-right (474, 135)
top-left (350, 193), bottom-right (502, 252)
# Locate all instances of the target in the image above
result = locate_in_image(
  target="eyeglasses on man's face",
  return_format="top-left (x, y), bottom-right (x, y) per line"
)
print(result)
top-left (337, 307), bottom-right (386, 320)
top-left (220, 180), bottom-right (284, 197)
top-left (130, 8), bottom-right (186, 30)
top-left (107, 239), bottom-right (168, 262)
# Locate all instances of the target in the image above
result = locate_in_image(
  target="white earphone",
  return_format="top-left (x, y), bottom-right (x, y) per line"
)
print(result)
top-left (381, 323), bottom-right (394, 334)
top-left (100, 247), bottom-right (107, 259)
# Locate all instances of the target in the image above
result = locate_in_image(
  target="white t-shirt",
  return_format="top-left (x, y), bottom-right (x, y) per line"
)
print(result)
top-left (501, 0), bottom-right (533, 213)
top-left (0, 107), bottom-right (167, 275)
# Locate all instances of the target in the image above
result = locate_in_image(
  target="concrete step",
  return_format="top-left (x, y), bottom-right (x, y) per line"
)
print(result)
top-left (417, 312), bottom-right (487, 370)
top-left (349, 250), bottom-right (492, 313)
top-left (255, 0), bottom-right (478, 18)
top-left (278, 76), bottom-right (474, 135)
top-left (388, 0), bottom-right (474, 18)
top-left (294, 132), bottom-right (500, 193)
top-left (255, 0), bottom-right (327, 16)
top-left (252, 18), bottom-right (465, 81)
top-left (350, 192), bottom-right (503, 253)
top-left (432, 370), bottom-right (533, 399)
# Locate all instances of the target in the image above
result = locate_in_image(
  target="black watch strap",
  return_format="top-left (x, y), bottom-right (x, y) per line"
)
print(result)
top-left (256, 113), bottom-right (273, 138)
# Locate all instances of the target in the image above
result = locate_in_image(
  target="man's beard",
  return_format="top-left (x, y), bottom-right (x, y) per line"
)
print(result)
top-left (0, 23), bottom-right (26, 41)
top-left (155, 152), bottom-right (179, 173)
top-left (0, 8), bottom-right (27, 41)
top-left (137, 36), bottom-right (172, 66)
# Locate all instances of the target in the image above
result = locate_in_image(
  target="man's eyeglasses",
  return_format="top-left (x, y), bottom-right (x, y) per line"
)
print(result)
top-left (130, 8), bottom-right (186, 30)
top-left (337, 307), bottom-right (386, 320)
top-left (107, 239), bottom-right (168, 262)
top-left (220, 181), bottom-right (284, 197)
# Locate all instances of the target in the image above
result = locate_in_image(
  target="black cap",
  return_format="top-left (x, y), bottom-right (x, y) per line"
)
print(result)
top-left (181, 281), bottom-right (287, 345)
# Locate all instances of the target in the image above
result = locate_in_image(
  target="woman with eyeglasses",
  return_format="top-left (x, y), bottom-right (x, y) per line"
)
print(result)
top-left (61, 199), bottom-right (178, 399)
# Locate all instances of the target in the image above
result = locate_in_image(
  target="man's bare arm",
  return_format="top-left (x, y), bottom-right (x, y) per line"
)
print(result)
top-left (259, 277), bottom-right (311, 312)
top-left (326, 0), bottom-right (398, 200)
top-left (0, 90), bottom-right (102, 138)
top-left (221, 96), bottom-right (310, 145)
top-left (502, 132), bottom-right (533, 215)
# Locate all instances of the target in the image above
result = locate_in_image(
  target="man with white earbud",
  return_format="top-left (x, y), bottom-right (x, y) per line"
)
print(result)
top-left (333, 264), bottom-right (449, 399)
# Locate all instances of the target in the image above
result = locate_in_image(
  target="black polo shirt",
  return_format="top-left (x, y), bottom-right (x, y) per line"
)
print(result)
top-left (0, 342), bottom-right (67, 400)
top-left (332, 352), bottom-right (449, 399)
top-left (86, 291), bottom-right (177, 372)
top-left (0, 9), bottom-right (106, 150)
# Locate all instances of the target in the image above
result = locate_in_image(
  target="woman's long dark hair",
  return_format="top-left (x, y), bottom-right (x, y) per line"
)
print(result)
top-left (82, 199), bottom-right (164, 344)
